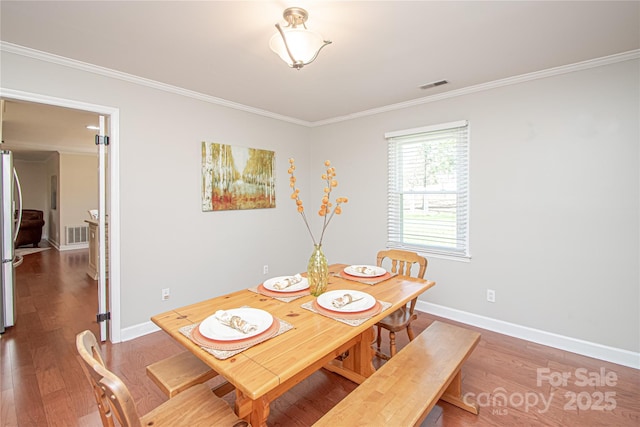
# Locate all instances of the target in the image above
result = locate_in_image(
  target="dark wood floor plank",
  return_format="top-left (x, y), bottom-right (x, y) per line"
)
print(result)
top-left (41, 388), bottom-right (77, 427)
top-left (12, 369), bottom-right (48, 426)
top-left (1, 246), bottom-right (638, 427)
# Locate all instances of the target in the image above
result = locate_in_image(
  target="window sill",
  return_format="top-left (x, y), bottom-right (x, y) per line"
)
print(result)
top-left (387, 244), bottom-right (471, 263)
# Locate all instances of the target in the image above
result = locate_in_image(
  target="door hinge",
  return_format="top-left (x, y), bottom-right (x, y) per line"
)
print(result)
top-left (95, 135), bottom-right (110, 146)
top-left (97, 312), bottom-right (111, 323)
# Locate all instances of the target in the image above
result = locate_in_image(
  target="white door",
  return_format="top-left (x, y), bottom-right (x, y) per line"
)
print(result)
top-left (1, 90), bottom-right (120, 343)
top-left (97, 115), bottom-right (108, 341)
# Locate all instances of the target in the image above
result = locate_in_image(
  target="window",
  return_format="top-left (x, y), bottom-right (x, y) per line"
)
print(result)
top-left (385, 120), bottom-right (470, 260)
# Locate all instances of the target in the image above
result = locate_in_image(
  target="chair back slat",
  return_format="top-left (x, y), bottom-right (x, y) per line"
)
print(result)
top-left (76, 330), bottom-right (143, 427)
top-left (97, 367), bottom-right (143, 427)
top-left (377, 249), bottom-right (427, 279)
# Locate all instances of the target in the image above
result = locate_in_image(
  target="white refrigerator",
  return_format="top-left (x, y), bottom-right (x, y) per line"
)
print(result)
top-left (1, 150), bottom-right (22, 333)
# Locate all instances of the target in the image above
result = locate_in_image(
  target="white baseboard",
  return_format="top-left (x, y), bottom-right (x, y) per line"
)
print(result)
top-left (45, 238), bottom-right (88, 251)
top-left (120, 321), bottom-right (160, 342)
top-left (117, 302), bottom-right (639, 370)
top-left (58, 243), bottom-right (89, 251)
top-left (417, 301), bottom-right (640, 370)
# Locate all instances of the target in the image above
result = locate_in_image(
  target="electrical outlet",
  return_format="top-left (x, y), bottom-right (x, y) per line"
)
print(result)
top-left (162, 288), bottom-right (170, 301)
top-left (263, 265), bottom-right (269, 275)
top-left (487, 289), bottom-right (496, 303)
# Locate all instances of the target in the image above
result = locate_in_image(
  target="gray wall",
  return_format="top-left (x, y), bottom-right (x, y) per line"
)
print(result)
top-left (2, 50), bottom-right (638, 357)
top-left (312, 59), bottom-right (639, 353)
top-left (14, 159), bottom-right (47, 213)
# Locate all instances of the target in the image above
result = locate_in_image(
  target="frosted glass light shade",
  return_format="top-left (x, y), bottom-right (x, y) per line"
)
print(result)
top-left (269, 28), bottom-right (327, 66)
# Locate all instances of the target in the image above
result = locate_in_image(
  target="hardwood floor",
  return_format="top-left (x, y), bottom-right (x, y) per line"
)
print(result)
top-left (1, 248), bottom-right (639, 426)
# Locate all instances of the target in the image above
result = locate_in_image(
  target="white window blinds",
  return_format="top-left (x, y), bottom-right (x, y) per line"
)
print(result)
top-left (385, 120), bottom-right (470, 259)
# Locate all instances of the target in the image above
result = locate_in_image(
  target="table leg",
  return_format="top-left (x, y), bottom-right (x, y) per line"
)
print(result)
top-left (235, 390), bottom-right (270, 427)
top-left (324, 327), bottom-right (376, 383)
top-left (344, 326), bottom-right (376, 377)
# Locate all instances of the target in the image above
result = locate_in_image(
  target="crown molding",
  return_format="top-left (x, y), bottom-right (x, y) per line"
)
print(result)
top-left (312, 49), bottom-right (640, 127)
top-left (0, 41), bottom-right (311, 127)
top-left (2, 42), bottom-right (637, 128)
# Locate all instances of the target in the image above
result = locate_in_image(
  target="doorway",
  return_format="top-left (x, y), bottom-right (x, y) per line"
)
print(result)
top-left (0, 89), bottom-right (121, 342)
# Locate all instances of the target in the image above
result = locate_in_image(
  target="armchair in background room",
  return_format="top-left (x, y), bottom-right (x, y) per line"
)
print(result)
top-left (15, 209), bottom-right (45, 248)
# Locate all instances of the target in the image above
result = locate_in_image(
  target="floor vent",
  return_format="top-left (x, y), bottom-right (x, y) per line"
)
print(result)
top-left (66, 225), bottom-right (89, 245)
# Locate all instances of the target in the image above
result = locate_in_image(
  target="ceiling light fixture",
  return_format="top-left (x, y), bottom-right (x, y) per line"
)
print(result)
top-left (86, 125), bottom-right (100, 130)
top-left (269, 7), bottom-right (331, 70)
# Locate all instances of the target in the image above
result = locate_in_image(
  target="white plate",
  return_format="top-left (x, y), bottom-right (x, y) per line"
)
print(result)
top-left (263, 276), bottom-right (309, 293)
top-left (199, 308), bottom-right (274, 341)
top-left (317, 290), bottom-right (376, 313)
top-left (344, 265), bottom-right (387, 278)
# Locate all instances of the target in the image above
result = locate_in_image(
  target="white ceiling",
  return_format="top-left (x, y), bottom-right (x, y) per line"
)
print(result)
top-left (1, 1), bottom-right (638, 158)
top-left (1, 99), bottom-right (101, 161)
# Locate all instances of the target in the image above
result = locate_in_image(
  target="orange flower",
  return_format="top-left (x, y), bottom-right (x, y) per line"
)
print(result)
top-left (288, 158), bottom-right (348, 246)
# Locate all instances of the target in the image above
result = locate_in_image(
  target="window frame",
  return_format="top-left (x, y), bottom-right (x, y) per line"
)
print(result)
top-left (385, 120), bottom-right (471, 261)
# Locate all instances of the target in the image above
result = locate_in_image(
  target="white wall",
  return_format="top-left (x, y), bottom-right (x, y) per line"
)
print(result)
top-left (1, 49), bottom-right (638, 364)
top-left (311, 59), bottom-right (640, 355)
top-left (1, 50), bottom-right (313, 329)
top-left (13, 159), bottom-right (47, 213)
top-left (45, 153), bottom-right (60, 246)
top-left (14, 158), bottom-right (49, 242)
top-left (15, 154), bottom-right (99, 245)
top-left (59, 153), bottom-right (98, 244)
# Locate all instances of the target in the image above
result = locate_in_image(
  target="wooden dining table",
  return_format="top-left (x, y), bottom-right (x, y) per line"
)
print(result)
top-left (151, 263), bottom-right (435, 427)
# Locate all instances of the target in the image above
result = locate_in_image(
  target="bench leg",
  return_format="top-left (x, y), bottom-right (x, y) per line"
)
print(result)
top-left (440, 370), bottom-right (479, 415)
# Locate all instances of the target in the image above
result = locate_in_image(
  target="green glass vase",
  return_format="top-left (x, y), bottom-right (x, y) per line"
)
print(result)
top-left (307, 244), bottom-right (329, 296)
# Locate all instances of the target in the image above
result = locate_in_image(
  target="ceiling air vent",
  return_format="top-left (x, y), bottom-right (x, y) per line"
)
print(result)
top-left (419, 80), bottom-right (449, 90)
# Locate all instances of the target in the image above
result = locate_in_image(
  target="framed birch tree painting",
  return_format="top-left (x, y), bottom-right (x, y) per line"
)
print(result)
top-left (201, 142), bottom-right (276, 211)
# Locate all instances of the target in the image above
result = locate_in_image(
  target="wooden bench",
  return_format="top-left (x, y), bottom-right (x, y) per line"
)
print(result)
top-left (313, 321), bottom-right (481, 426)
top-left (146, 351), bottom-right (220, 398)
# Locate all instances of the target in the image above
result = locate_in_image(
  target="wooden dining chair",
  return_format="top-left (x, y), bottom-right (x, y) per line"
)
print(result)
top-left (375, 249), bottom-right (428, 360)
top-left (75, 330), bottom-right (248, 427)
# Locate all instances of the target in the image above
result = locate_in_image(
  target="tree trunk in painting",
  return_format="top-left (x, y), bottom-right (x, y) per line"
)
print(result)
top-left (201, 142), bottom-right (276, 211)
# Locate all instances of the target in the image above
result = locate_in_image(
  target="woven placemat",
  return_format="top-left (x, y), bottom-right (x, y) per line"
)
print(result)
top-left (249, 285), bottom-right (310, 302)
top-left (180, 317), bottom-right (294, 360)
top-left (190, 318), bottom-right (281, 350)
top-left (332, 271), bottom-right (398, 285)
top-left (301, 300), bottom-right (392, 327)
